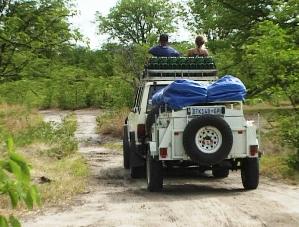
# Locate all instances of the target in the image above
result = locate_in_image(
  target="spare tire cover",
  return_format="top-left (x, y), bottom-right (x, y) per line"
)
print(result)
top-left (183, 115), bottom-right (233, 165)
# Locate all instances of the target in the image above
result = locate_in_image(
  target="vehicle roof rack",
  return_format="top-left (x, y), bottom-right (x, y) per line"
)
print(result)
top-left (142, 57), bottom-right (218, 81)
top-left (142, 69), bottom-right (218, 81)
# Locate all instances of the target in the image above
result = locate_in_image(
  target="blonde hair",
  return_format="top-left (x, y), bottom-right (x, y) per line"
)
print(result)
top-left (195, 35), bottom-right (205, 47)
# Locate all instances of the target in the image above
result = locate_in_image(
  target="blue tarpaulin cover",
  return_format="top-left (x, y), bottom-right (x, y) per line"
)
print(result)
top-left (207, 75), bottom-right (246, 102)
top-left (151, 75), bottom-right (246, 110)
top-left (152, 79), bottom-right (207, 110)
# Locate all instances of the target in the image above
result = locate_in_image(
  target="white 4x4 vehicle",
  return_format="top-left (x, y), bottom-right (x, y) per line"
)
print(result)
top-left (123, 57), bottom-right (260, 192)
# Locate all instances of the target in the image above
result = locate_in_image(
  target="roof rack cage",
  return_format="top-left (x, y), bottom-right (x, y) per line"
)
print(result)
top-left (142, 57), bottom-right (218, 81)
top-left (142, 69), bottom-right (218, 81)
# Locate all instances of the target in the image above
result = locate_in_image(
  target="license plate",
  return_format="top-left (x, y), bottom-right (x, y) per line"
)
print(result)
top-left (187, 107), bottom-right (224, 116)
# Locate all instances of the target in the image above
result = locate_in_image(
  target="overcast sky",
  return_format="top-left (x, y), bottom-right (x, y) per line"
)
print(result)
top-left (69, 0), bottom-right (193, 49)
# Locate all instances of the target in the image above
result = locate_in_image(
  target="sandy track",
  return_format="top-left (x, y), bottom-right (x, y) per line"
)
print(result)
top-left (23, 110), bottom-right (299, 227)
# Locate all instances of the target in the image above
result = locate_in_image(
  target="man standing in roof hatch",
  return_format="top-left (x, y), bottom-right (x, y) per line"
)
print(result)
top-left (149, 34), bottom-right (180, 57)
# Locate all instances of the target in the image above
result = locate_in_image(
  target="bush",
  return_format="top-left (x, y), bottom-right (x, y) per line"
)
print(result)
top-left (0, 75), bottom-right (134, 110)
top-left (279, 113), bottom-right (299, 170)
top-left (0, 105), bottom-right (78, 159)
top-left (97, 108), bottom-right (130, 138)
top-left (33, 115), bottom-right (78, 159)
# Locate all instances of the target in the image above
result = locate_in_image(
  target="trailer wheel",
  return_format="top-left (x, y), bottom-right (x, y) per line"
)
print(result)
top-left (123, 126), bottom-right (130, 169)
top-left (241, 158), bottom-right (259, 190)
top-left (146, 154), bottom-right (163, 192)
top-left (183, 115), bottom-right (233, 165)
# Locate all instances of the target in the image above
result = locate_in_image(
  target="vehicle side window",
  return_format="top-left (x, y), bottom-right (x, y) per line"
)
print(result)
top-left (136, 86), bottom-right (144, 112)
top-left (147, 85), bottom-right (166, 112)
top-left (133, 87), bottom-right (141, 108)
top-left (132, 86), bottom-right (144, 113)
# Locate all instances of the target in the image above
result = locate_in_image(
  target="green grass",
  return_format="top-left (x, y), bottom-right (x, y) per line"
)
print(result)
top-left (0, 104), bottom-right (89, 213)
top-left (102, 142), bottom-right (123, 153)
top-left (97, 108), bottom-right (129, 138)
top-left (0, 104), bottom-right (78, 159)
top-left (260, 154), bottom-right (299, 183)
top-left (244, 104), bottom-right (299, 183)
top-left (32, 153), bottom-right (89, 205)
top-left (0, 77), bottom-right (134, 110)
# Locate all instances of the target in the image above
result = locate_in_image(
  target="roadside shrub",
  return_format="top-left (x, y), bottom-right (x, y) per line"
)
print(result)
top-left (0, 75), bottom-right (134, 110)
top-left (0, 105), bottom-right (88, 216)
top-left (0, 104), bottom-right (41, 143)
top-left (97, 108), bottom-right (130, 138)
top-left (279, 113), bottom-right (299, 170)
top-left (0, 105), bottom-right (78, 159)
top-left (31, 115), bottom-right (78, 159)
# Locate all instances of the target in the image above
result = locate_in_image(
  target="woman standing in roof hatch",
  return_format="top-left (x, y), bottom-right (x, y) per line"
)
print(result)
top-left (187, 35), bottom-right (209, 57)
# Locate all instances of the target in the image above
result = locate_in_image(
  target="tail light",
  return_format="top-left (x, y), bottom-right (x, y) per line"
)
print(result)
top-left (160, 148), bottom-right (168, 158)
top-left (250, 145), bottom-right (258, 156)
top-left (137, 124), bottom-right (146, 142)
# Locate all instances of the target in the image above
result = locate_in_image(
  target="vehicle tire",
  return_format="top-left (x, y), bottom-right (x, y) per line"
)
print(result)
top-left (183, 115), bottom-right (233, 165)
top-left (241, 158), bottom-right (259, 190)
top-left (123, 126), bottom-right (130, 169)
top-left (212, 167), bottom-right (229, 178)
top-left (146, 154), bottom-right (163, 192)
top-left (130, 166), bottom-right (145, 179)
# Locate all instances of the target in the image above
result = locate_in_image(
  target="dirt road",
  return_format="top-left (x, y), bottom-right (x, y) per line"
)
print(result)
top-left (23, 110), bottom-right (299, 227)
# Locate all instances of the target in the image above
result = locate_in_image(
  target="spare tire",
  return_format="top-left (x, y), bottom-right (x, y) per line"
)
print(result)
top-left (183, 115), bottom-right (233, 165)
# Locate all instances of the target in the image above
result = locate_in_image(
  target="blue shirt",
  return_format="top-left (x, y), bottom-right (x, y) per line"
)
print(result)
top-left (149, 45), bottom-right (180, 57)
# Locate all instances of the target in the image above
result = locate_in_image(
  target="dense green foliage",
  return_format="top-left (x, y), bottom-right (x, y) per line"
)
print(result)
top-left (0, 138), bottom-right (40, 227)
top-left (190, 0), bottom-right (298, 101)
top-left (97, 0), bottom-right (179, 44)
top-left (0, 0), bottom-right (135, 109)
top-left (280, 114), bottom-right (299, 170)
top-left (0, 0), bottom-right (80, 82)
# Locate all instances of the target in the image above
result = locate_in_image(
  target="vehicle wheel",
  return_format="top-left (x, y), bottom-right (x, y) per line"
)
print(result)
top-left (130, 166), bottom-right (145, 179)
top-left (183, 115), bottom-right (233, 165)
top-left (241, 158), bottom-right (259, 190)
top-left (212, 167), bottom-right (229, 178)
top-left (123, 126), bottom-right (130, 169)
top-left (146, 154), bottom-right (163, 192)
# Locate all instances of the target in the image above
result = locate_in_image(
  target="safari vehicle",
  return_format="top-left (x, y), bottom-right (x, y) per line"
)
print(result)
top-left (123, 57), bottom-right (260, 192)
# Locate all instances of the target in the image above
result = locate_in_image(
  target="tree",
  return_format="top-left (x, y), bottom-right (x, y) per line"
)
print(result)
top-left (189, 0), bottom-right (290, 44)
top-left (240, 21), bottom-right (298, 103)
top-left (188, 0), bottom-right (298, 101)
top-left (0, 0), bottom-right (81, 82)
top-left (97, 0), bottom-right (179, 44)
top-left (189, 0), bottom-right (298, 53)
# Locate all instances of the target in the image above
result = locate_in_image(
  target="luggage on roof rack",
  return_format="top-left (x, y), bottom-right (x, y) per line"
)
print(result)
top-left (146, 57), bottom-right (216, 70)
top-left (142, 57), bottom-right (218, 81)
